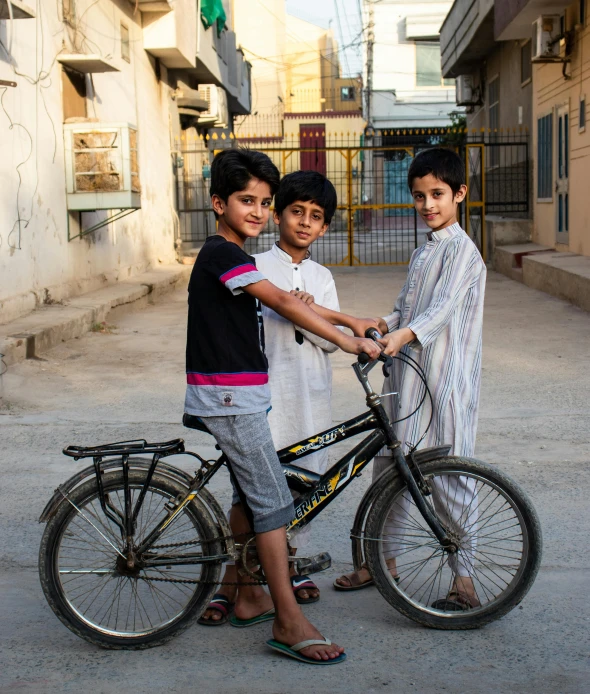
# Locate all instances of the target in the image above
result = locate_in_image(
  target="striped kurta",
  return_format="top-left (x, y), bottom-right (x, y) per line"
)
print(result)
top-left (375, 222), bottom-right (486, 578)
top-left (378, 222), bottom-right (487, 460)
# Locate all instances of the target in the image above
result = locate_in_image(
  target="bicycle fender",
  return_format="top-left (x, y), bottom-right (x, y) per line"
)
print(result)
top-left (410, 445), bottom-right (452, 466)
top-left (38, 457), bottom-right (193, 523)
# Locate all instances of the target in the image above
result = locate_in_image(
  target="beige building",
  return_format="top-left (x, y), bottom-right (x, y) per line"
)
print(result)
top-left (528, 2), bottom-right (590, 257)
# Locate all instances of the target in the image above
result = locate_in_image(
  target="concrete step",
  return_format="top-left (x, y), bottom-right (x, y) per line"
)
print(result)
top-left (494, 243), bottom-right (590, 312)
top-left (0, 265), bottom-right (191, 367)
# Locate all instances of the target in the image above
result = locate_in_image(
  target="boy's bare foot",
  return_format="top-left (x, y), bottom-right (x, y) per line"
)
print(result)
top-left (272, 613), bottom-right (344, 661)
top-left (333, 559), bottom-right (399, 590)
top-left (233, 585), bottom-right (274, 621)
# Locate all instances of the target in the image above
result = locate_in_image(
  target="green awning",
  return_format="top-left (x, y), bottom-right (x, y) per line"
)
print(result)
top-left (201, 0), bottom-right (226, 37)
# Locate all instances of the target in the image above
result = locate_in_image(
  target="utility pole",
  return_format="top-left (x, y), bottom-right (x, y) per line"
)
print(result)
top-left (365, 0), bottom-right (374, 130)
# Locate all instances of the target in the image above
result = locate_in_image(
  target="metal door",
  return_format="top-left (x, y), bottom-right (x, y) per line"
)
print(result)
top-left (556, 105), bottom-right (569, 245)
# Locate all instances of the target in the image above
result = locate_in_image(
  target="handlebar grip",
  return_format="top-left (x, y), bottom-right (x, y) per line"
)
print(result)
top-left (357, 352), bottom-right (371, 365)
top-left (365, 327), bottom-right (382, 341)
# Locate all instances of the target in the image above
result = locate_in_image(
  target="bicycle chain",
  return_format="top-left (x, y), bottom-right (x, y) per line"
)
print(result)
top-left (137, 574), bottom-right (267, 586)
top-left (148, 534), bottom-right (267, 585)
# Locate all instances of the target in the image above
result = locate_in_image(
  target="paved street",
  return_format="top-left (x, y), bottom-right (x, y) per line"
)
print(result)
top-left (0, 267), bottom-right (589, 693)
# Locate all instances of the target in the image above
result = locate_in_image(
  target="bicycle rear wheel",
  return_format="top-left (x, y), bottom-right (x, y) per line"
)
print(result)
top-left (39, 470), bottom-right (223, 649)
top-left (364, 457), bottom-right (542, 629)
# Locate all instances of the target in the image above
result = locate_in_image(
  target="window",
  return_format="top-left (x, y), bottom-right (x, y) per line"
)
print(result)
top-left (416, 42), bottom-right (448, 87)
top-left (537, 113), bottom-right (553, 199)
top-left (61, 67), bottom-right (87, 121)
top-left (121, 23), bottom-right (130, 63)
top-left (341, 86), bottom-right (355, 101)
top-left (580, 97), bottom-right (586, 131)
top-left (521, 41), bottom-right (532, 84)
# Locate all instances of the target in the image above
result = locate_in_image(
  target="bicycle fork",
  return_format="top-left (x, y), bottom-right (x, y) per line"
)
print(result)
top-left (371, 399), bottom-right (458, 554)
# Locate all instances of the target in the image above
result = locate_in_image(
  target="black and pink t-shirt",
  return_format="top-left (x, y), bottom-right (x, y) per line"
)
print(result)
top-left (184, 235), bottom-right (270, 416)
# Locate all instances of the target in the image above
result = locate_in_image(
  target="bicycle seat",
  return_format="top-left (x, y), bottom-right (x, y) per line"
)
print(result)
top-left (182, 413), bottom-right (212, 436)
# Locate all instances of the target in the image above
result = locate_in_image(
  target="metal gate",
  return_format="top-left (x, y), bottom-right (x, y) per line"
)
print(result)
top-left (175, 128), bottom-right (528, 266)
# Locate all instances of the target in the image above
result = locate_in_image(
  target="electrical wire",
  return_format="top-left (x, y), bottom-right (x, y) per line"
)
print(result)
top-left (386, 349), bottom-right (435, 452)
top-left (1, 87), bottom-right (33, 250)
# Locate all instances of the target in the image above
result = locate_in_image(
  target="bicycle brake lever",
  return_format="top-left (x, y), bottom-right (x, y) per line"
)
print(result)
top-left (381, 354), bottom-right (393, 378)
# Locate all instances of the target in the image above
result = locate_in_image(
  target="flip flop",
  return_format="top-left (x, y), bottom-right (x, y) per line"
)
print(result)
top-left (291, 575), bottom-right (320, 604)
top-left (197, 593), bottom-right (234, 626)
top-left (266, 638), bottom-right (347, 665)
top-left (229, 608), bottom-right (275, 628)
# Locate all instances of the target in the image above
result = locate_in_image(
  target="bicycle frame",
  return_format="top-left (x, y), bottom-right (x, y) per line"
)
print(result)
top-left (52, 356), bottom-right (454, 565)
top-left (134, 358), bottom-right (454, 559)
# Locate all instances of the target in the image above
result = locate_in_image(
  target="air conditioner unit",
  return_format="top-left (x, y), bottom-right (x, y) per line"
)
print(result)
top-left (532, 15), bottom-right (561, 62)
top-left (197, 84), bottom-right (229, 128)
top-left (456, 75), bottom-right (476, 106)
top-left (64, 122), bottom-right (141, 211)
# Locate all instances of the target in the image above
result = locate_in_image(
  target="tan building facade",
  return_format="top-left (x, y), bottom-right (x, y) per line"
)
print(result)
top-left (531, 2), bottom-right (590, 257)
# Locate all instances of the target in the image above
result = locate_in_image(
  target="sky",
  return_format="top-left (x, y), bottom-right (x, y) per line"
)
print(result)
top-left (285, 0), bottom-right (363, 77)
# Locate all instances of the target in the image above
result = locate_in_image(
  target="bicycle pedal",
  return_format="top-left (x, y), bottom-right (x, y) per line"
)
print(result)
top-left (293, 552), bottom-right (331, 576)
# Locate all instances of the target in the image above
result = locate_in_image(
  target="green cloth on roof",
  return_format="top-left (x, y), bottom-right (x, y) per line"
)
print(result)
top-left (201, 0), bottom-right (226, 37)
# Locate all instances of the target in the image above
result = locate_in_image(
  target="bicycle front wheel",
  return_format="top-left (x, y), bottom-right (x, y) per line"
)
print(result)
top-left (39, 470), bottom-right (223, 649)
top-left (364, 457), bottom-right (542, 629)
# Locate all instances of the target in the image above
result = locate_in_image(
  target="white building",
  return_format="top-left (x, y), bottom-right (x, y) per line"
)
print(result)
top-left (365, 0), bottom-right (457, 128)
top-left (0, 0), bottom-right (250, 324)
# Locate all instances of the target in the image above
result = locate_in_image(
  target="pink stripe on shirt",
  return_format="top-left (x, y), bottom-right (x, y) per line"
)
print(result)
top-left (219, 263), bottom-right (258, 284)
top-left (187, 372), bottom-right (269, 386)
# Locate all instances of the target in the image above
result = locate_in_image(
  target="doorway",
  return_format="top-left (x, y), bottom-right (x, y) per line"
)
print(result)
top-left (555, 104), bottom-right (569, 245)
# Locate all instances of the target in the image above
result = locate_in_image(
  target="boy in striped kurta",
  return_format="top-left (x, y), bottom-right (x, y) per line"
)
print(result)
top-left (335, 148), bottom-right (486, 609)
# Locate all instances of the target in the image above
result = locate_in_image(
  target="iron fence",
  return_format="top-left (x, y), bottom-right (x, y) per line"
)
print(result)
top-left (175, 126), bottom-right (530, 266)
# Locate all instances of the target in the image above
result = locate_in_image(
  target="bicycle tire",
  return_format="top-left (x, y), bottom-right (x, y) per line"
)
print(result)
top-left (39, 470), bottom-right (222, 649)
top-left (364, 456), bottom-right (542, 630)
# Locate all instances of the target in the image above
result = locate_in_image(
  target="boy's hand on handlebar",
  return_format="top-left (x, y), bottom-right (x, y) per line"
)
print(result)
top-left (350, 317), bottom-right (380, 338)
top-left (378, 327), bottom-right (416, 356)
top-left (376, 318), bottom-right (389, 335)
top-left (339, 335), bottom-right (382, 359)
top-left (289, 289), bottom-right (315, 305)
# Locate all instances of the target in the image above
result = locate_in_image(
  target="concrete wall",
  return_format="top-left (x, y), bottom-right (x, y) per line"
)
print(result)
top-left (532, 1), bottom-right (590, 257)
top-left (465, 39), bottom-right (533, 131)
top-left (0, 0), bottom-right (179, 324)
top-left (369, 0), bottom-right (457, 128)
top-left (233, 0), bottom-right (286, 124)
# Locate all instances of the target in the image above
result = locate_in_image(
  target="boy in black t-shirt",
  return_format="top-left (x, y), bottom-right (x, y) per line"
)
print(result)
top-left (184, 149), bottom-right (380, 664)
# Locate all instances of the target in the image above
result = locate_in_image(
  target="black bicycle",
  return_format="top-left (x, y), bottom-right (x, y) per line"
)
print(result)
top-left (38, 331), bottom-right (542, 649)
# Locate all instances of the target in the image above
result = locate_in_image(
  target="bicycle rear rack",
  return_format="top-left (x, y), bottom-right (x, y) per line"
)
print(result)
top-left (63, 438), bottom-right (186, 460)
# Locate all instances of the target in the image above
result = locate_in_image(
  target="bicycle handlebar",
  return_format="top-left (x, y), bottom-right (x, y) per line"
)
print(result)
top-left (357, 328), bottom-right (393, 377)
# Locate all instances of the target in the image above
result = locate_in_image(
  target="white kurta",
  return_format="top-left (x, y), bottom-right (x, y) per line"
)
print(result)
top-left (374, 223), bottom-right (486, 577)
top-left (254, 243), bottom-right (340, 548)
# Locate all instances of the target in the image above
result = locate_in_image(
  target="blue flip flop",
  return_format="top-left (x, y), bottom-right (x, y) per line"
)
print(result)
top-left (266, 638), bottom-right (347, 665)
top-left (229, 608), bottom-right (275, 628)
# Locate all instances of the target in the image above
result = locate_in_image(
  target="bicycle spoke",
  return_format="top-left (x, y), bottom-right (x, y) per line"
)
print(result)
top-left (371, 468), bottom-right (530, 616)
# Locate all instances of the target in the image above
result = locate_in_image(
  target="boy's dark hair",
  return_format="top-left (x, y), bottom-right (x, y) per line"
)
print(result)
top-left (274, 170), bottom-right (338, 225)
top-left (407, 147), bottom-right (465, 195)
top-left (210, 148), bottom-right (280, 209)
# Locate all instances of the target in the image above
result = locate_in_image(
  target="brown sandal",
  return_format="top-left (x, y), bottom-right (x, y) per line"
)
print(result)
top-left (431, 590), bottom-right (481, 611)
top-left (333, 564), bottom-right (400, 591)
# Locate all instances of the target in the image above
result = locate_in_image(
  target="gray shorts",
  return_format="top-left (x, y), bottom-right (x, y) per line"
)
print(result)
top-left (200, 412), bottom-right (295, 533)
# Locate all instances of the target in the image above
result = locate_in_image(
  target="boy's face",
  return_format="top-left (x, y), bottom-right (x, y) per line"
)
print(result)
top-left (273, 200), bottom-right (328, 252)
top-left (212, 177), bottom-right (272, 242)
top-left (410, 174), bottom-right (467, 231)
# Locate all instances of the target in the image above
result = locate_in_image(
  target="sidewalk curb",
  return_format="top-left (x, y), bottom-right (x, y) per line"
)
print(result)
top-left (0, 265), bottom-right (191, 368)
